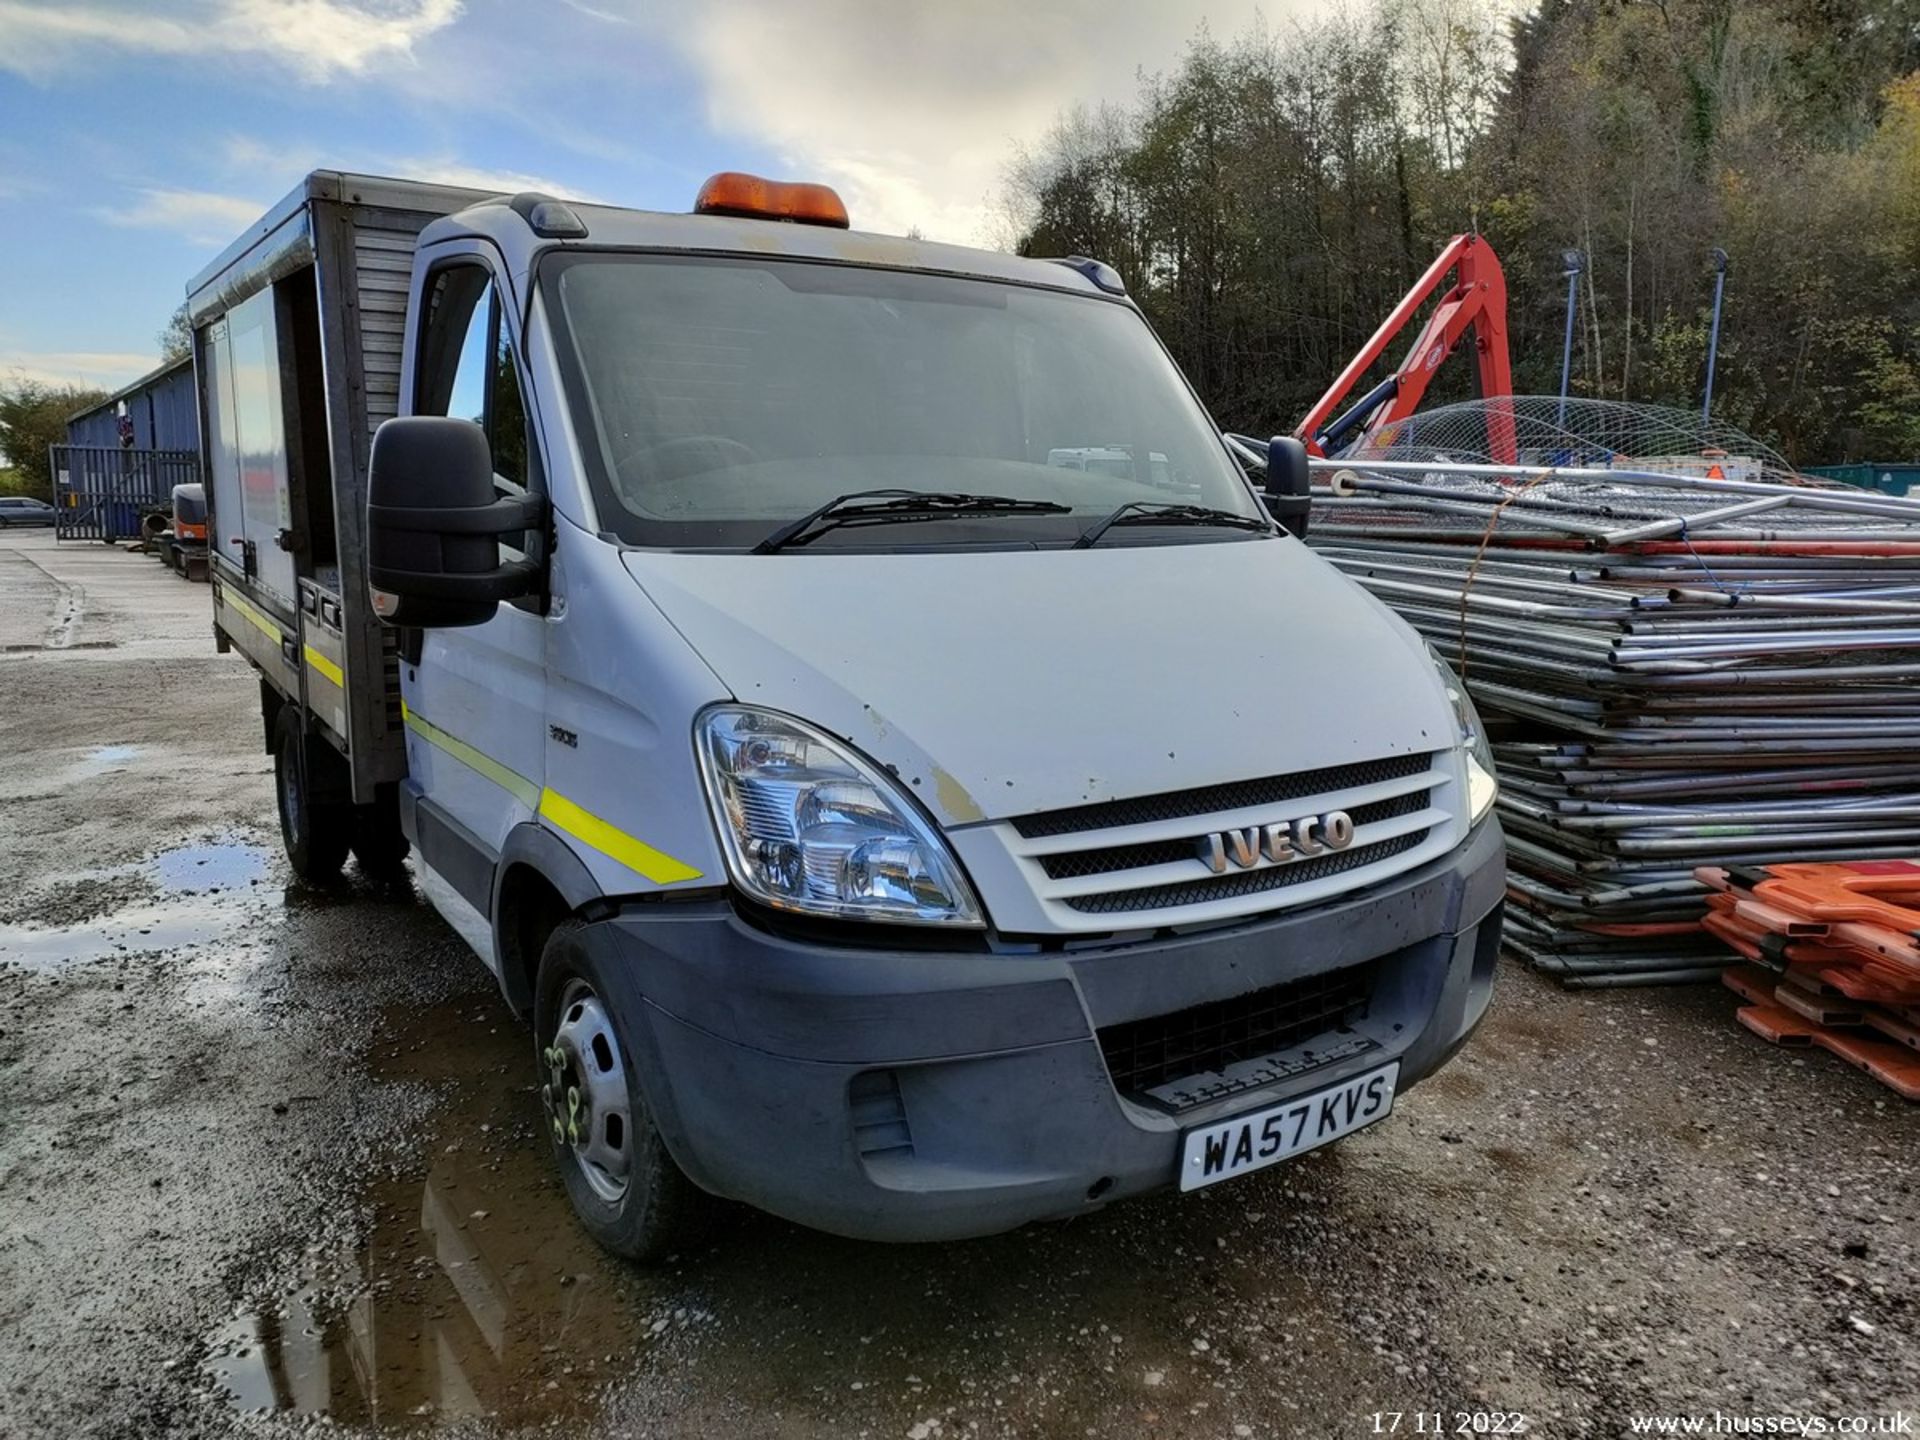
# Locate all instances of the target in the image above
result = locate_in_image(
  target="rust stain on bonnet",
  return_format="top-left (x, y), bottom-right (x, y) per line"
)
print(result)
top-left (931, 765), bottom-right (984, 824)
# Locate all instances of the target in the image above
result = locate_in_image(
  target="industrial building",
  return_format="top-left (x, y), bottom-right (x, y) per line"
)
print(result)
top-left (54, 353), bottom-right (199, 541)
top-left (65, 354), bottom-right (198, 452)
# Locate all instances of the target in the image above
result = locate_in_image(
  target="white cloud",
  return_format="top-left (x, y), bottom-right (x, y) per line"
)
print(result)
top-left (554, 0), bottom-right (633, 23)
top-left (0, 0), bottom-right (463, 83)
top-left (611, 0), bottom-right (1305, 244)
top-left (390, 157), bottom-right (606, 203)
top-left (217, 139), bottom-right (603, 204)
top-left (97, 186), bottom-right (270, 245)
top-left (0, 350), bottom-right (159, 391)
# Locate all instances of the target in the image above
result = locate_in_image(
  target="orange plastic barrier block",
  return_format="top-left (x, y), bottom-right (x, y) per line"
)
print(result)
top-left (1733, 896), bottom-right (1829, 937)
top-left (1812, 1029), bottom-right (1920, 1101)
top-left (1703, 913), bottom-right (1763, 963)
top-left (1772, 982), bottom-right (1864, 1029)
top-left (1818, 965), bottom-right (1920, 1006)
top-left (1865, 965), bottom-right (1920, 1005)
top-left (1783, 938), bottom-right (1878, 969)
top-left (1754, 861), bottom-right (1920, 933)
top-left (1864, 1008), bottom-right (1920, 1054)
top-left (1737, 1003), bottom-right (1822, 1046)
top-left (1720, 965), bottom-right (1778, 1006)
top-left (1830, 921), bottom-right (1920, 975)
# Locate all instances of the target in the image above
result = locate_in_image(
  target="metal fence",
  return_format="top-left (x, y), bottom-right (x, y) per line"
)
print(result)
top-left (49, 446), bottom-right (200, 542)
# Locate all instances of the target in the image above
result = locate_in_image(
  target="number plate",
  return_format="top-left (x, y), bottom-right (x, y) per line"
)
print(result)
top-left (1179, 1062), bottom-right (1399, 1191)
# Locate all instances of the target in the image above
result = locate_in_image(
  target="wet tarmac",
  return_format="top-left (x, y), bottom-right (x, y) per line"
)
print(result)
top-left (0, 839), bottom-right (274, 968)
top-left (201, 992), bottom-right (638, 1427)
top-left (3, 530), bottom-right (1917, 1439)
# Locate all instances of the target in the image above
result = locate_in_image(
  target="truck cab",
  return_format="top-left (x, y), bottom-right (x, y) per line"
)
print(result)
top-left (191, 170), bottom-right (1503, 1256)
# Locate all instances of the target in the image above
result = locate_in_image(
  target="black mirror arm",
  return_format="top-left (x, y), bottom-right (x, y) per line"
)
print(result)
top-left (370, 559), bottom-right (540, 601)
top-left (367, 491), bottom-right (544, 537)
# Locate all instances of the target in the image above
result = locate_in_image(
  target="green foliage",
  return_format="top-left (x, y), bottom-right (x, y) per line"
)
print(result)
top-left (158, 304), bottom-right (192, 364)
top-left (0, 380), bottom-right (108, 499)
top-left (1006, 0), bottom-right (1920, 464)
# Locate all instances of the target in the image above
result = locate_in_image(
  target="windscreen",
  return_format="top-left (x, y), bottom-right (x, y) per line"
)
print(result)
top-left (546, 254), bottom-right (1263, 550)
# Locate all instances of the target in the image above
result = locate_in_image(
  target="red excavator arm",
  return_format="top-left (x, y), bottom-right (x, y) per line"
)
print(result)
top-left (1294, 234), bottom-right (1515, 464)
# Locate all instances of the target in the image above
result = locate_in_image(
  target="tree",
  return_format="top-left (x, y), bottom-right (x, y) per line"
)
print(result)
top-left (158, 304), bottom-right (192, 363)
top-left (1004, 0), bottom-right (1920, 464)
top-left (0, 379), bottom-right (108, 499)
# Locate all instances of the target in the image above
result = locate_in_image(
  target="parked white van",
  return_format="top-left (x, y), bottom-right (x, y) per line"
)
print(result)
top-left (189, 170), bottom-right (1504, 1258)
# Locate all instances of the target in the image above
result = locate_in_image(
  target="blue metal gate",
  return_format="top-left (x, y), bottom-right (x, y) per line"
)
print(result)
top-left (49, 445), bottom-right (200, 542)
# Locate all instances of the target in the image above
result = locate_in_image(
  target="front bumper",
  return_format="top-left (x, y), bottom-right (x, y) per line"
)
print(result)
top-left (583, 816), bottom-right (1505, 1242)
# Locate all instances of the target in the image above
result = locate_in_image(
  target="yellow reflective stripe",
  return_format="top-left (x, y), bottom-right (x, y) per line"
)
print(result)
top-left (399, 700), bottom-right (541, 810)
top-left (222, 588), bottom-right (282, 643)
top-left (537, 788), bottom-right (704, 885)
top-left (303, 645), bottom-right (344, 688)
top-left (398, 703), bottom-right (704, 886)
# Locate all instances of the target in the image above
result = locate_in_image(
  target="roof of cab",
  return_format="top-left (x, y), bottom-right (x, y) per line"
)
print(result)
top-left (426, 193), bottom-right (1120, 299)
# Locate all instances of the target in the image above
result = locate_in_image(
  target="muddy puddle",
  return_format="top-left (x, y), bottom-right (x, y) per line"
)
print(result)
top-left (202, 992), bottom-right (648, 1426)
top-left (0, 838), bottom-right (277, 969)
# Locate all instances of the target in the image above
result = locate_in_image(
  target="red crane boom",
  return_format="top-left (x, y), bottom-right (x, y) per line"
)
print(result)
top-left (1294, 234), bottom-right (1516, 464)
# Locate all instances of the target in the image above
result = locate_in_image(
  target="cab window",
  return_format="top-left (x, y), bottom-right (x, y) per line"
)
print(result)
top-left (416, 265), bottom-right (532, 492)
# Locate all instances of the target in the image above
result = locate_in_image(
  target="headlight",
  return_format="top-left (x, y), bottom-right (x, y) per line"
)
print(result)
top-left (695, 706), bottom-right (985, 928)
top-left (1430, 647), bottom-right (1498, 825)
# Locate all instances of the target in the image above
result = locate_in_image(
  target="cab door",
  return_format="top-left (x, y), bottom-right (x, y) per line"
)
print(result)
top-left (399, 248), bottom-right (548, 936)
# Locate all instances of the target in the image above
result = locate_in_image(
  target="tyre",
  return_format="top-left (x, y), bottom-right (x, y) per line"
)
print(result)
top-left (273, 707), bottom-right (350, 881)
top-left (349, 782), bottom-right (411, 879)
top-left (534, 920), bottom-right (701, 1261)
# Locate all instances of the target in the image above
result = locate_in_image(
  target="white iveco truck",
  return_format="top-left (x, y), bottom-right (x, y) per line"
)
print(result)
top-left (188, 169), bottom-right (1504, 1257)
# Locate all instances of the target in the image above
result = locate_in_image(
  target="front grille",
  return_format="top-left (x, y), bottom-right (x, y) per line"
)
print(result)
top-left (1064, 829), bottom-right (1423, 914)
top-left (1038, 788), bottom-right (1431, 881)
top-left (1098, 962), bottom-right (1376, 1099)
top-left (1012, 752), bottom-right (1433, 839)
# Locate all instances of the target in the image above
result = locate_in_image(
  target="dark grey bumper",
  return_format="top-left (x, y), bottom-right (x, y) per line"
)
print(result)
top-left (585, 817), bottom-right (1505, 1242)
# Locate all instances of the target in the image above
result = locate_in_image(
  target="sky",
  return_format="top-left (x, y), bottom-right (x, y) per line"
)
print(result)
top-left (0, 0), bottom-right (1307, 396)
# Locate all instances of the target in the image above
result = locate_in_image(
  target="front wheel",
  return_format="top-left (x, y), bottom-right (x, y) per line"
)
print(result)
top-left (274, 707), bottom-right (350, 881)
top-left (534, 921), bottom-right (702, 1261)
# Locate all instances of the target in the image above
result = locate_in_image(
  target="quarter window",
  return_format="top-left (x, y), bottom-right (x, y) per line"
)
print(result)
top-left (416, 265), bottom-right (532, 491)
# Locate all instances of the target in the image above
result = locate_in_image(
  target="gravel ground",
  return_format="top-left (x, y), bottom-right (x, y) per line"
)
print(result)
top-left (1, 530), bottom-right (1915, 1440)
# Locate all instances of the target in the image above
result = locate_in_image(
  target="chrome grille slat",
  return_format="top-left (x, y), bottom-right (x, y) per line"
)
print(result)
top-left (1013, 765), bottom-right (1441, 855)
top-left (1011, 752), bottom-right (1432, 839)
top-left (1064, 829), bottom-right (1424, 914)
top-left (1038, 788), bottom-right (1432, 879)
top-left (1037, 806), bottom-right (1447, 900)
top-left (979, 749), bottom-right (1458, 930)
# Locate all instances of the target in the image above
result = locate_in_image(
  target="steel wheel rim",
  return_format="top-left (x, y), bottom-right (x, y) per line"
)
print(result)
top-left (543, 978), bottom-right (634, 1205)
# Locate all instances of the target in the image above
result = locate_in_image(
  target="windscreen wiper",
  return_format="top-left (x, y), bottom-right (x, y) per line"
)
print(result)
top-left (1073, 501), bottom-right (1275, 550)
top-left (754, 489), bottom-right (1071, 554)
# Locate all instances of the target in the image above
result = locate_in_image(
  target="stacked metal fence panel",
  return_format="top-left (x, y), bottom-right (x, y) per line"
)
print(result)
top-left (50, 446), bottom-right (200, 542)
top-left (1300, 426), bottom-right (1920, 986)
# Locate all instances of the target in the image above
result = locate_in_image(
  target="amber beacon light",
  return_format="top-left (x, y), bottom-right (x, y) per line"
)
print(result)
top-left (693, 171), bottom-right (850, 228)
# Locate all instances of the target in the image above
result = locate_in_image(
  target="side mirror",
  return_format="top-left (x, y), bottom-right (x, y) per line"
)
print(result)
top-left (1263, 434), bottom-right (1312, 539)
top-left (366, 416), bottom-right (543, 628)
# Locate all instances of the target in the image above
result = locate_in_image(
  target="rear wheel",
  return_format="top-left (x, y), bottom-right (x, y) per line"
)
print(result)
top-left (274, 707), bottom-right (350, 881)
top-left (534, 920), bottom-right (701, 1261)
